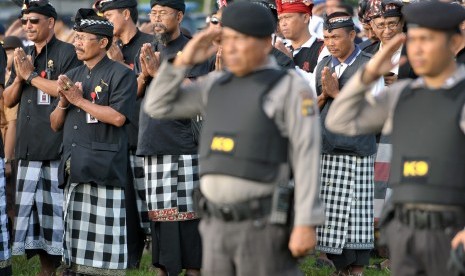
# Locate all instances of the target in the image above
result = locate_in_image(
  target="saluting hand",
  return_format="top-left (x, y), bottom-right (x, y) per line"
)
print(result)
top-left (139, 43), bottom-right (160, 78)
top-left (452, 229), bottom-right (465, 251)
top-left (13, 48), bottom-right (34, 81)
top-left (107, 42), bottom-right (124, 63)
top-left (57, 75), bottom-right (83, 106)
top-left (321, 67), bottom-right (339, 99)
top-left (174, 28), bottom-right (220, 67)
top-left (362, 33), bottom-right (407, 85)
top-left (288, 226), bottom-right (317, 257)
top-left (215, 46), bottom-right (223, 71)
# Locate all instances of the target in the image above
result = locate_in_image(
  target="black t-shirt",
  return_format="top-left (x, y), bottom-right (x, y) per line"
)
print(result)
top-left (60, 56), bottom-right (136, 188)
top-left (117, 29), bottom-right (153, 150)
top-left (136, 34), bottom-right (210, 156)
top-left (7, 36), bottom-right (82, 161)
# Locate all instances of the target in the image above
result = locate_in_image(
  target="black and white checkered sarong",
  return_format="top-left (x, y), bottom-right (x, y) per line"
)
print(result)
top-left (129, 153), bottom-right (150, 234)
top-left (12, 160), bottom-right (63, 256)
top-left (63, 182), bottom-right (126, 276)
top-left (145, 154), bottom-right (199, 221)
top-left (317, 154), bottom-right (375, 254)
top-left (0, 160), bottom-right (10, 268)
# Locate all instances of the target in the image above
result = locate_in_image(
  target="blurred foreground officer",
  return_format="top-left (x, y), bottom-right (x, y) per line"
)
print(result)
top-left (325, 2), bottom-right (465, 275)
top-left (3, 1), bottom-right (81, 275)
top-left (50, 8), bottom-right (135, 275)
top-left (144, 2), bottom-right (325, 275)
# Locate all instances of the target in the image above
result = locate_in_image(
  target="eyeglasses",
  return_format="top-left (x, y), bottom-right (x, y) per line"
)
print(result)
top-left (373, 20), bottom-right (401, 30)
top-left (147, 11), bottom-right (176, 19)
top-left (21, 17), bottom-right (43, 25)
top-left (73, 35), bottom-right (100, 43)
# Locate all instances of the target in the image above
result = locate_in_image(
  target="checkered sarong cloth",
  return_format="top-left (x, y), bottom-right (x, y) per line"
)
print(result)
top-left (0, 160), bottom-right (11, 268)
top-left (63, 182), bottom-right (126, 276)
top-left (12, 160), bottom-right (63, 256)
top-left (317, 154), bottom-right (375, 254)
top-left (145, 154), bottom-right (199, 221)
top-left (129, 153), bottom-right (150, 234)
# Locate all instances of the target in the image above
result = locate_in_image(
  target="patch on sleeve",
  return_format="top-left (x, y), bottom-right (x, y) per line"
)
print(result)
top-left (300, 91), bottom-right (315, 116)
top-left (401, 157), bottom-right (430, 184)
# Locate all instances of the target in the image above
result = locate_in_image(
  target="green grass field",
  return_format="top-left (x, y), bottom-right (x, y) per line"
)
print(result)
top-left (11, 253), bottom-right (391, 276)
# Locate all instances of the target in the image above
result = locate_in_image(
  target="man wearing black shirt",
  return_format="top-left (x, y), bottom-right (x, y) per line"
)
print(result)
top-left (98, 0), bottom-right (153, 269)
top-left (3, 1), bottom-right (81, 275)
top-left (136, 0), bottom-right (209, 275)
top-left (50, 8), bottom-right (136, 275)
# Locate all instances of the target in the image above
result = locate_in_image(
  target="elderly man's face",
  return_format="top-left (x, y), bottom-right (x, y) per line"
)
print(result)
top-left (22, 12), bottom-right (53, 43)
top-left (220, 27), bottom-right (272, 77)
top-left (149, 5), bottom-right (182, 44)
top-left (73, 31), bottom-right (107, 61)
top-left (371, 16), bottom-right (404, 44)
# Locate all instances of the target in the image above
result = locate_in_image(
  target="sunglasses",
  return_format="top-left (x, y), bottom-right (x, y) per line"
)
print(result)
top-left (210, 16), bottom-right (221, 25)
top-left (21, 17), bottom-right (42, 25)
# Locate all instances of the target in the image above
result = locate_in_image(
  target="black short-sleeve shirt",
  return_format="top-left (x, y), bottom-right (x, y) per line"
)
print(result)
top-left (60, 56), bottom-right (136, 188)
top-left (7, 36), bottom-right (82, 161)
top-left (136, 34), bottom-right (210, 156)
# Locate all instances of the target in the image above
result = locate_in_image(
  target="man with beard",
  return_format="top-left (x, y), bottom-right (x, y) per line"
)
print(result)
top-left (143, 2), bottom-right (325, 275)
top-left (326, 2), bottom-right (465, 274)
top-left (97, 0), bottom-right (153, 269)
top-left (314, 12), bottom-right (384, 275)
top-left (3, 1), bottom-right (81, 275)
top-left (135, 0), bottom-right (209, 275)
top-left (50, 8), bottom-right (136, 275)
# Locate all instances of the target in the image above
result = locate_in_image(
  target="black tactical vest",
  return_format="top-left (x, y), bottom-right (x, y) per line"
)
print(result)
top-left (389, 79), bottom-right (465, 206)
top-left (199, 69), bottom-right (288, 183)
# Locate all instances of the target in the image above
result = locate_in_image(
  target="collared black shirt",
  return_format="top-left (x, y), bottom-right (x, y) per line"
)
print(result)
top-left (117, 29), bottom-right (153, 150)
top-left (136, 34), bottom-right (210, 156)
top-left (7, 36), bottom-right (81, 161)
top-left (60, 56), bottom-right (136, 188)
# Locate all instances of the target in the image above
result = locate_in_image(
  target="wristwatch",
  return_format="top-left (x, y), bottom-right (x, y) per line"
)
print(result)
top-left (26, 71), bottom-right (39, 85)
top-left (3, 158), bottom-right (10, 164)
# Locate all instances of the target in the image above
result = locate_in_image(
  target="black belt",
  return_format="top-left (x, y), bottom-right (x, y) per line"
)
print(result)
top-left (201, 196), bottom-right (272, 222)
top-left (395, 204), bottom-right (465, 230)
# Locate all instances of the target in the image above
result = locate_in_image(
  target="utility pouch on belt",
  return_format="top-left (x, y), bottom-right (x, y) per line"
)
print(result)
top-left (269, 181), bottom-right (294, 225)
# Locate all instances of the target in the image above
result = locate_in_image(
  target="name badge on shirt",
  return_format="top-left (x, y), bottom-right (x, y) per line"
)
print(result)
top-left (86, 113), bottom-right (98, 124)
top-left (37, 89), bottom-right (50, 105)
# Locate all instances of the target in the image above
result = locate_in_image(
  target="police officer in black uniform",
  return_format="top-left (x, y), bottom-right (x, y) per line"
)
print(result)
top-left (325, 2), bottom-right (465, 275)
top-left (97, 0), bottom-right (153, 268)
